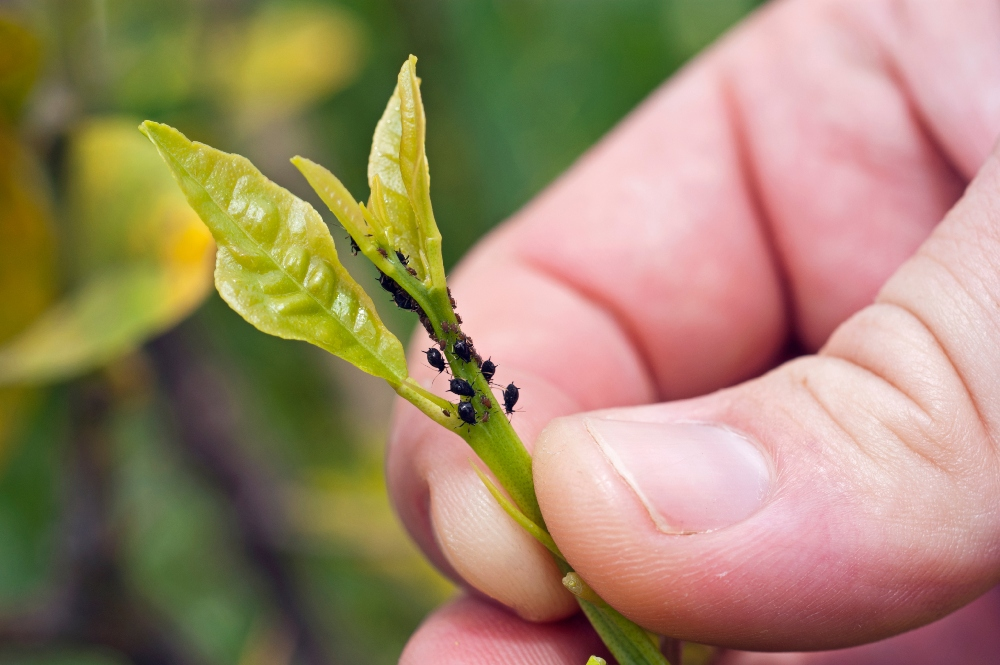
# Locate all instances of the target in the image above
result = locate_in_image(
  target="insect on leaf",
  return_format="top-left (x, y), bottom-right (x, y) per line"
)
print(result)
top-left (140, 121), bottom-right (408, 386)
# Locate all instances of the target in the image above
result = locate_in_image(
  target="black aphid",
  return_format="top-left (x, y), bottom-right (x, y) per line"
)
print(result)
top-left (395, 250), bottom-right (409, 265)
top-left (481, 358), bottom-right (496, 383)
top-left (348, 236), bottom-right (360, 256)
top-left (448, 378), bottom-right (475, 397)
top-left (393, 290), bottom-right (418, 311)
top-left (453, 339), bottom-right (472, 363)
top-left (457, 401), bottom-right (477, 425)
top-left (377, 271), bottom-right (398, 294)
top-left (503, 382), bottom-right (519, 415)
top-left (426, 347), bottom-right (446, 374)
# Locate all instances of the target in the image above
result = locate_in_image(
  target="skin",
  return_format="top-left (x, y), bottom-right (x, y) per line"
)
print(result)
top-left (386, 0), bottom-right (1000, 661)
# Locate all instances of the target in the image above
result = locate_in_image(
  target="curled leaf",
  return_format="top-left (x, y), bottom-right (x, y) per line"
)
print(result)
top-left (141, 121), bottom-right (408, 386)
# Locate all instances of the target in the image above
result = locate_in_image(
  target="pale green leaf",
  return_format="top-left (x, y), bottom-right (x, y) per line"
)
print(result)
top-left (367, 56), bottom-right (445, 288)
top-left (291, 155), bottom-right (381, 263)
top-left (141, 121), bottom-right (408, 386)
top-left (586, 657), bottom-right (608, 665)
top-left (0, 265), bottom-right (208, 386)
top-left (396, 55), bottom-right (444, 286)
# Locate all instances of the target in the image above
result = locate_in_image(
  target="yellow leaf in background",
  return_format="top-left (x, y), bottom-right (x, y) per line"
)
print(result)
top-left (0, 18), bottom-right (41, 123)
top-left (0, 116), bottom-right (215, 388)
top-left (212, 4), bottom-right (365, 129)
top-left (67, 117), bottom-right (214, 279)
top-left (0, 124), bottom-right (56, 460)
top-left (0, 128), bottom-right (56, 343)
top-left (0, 264), bottom-right (210, 387)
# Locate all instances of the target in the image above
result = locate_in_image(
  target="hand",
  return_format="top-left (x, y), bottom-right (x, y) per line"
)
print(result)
top-left (387, 0), bottom-right (1000, 661)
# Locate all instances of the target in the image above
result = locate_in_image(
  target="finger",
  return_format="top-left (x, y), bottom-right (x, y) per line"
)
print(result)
top-left (389, 51), bottom-right (781, 620)
top-left (721, 0), bottom-right (983, 349)
top-left (722, 584), bottom-right (1000, 665)
top-left (388, 0), bottom-right (1000, 622)
top-left (399, 595), bottom-right (608, 665)
top-left (533, 143), bottom-right (1000, 649)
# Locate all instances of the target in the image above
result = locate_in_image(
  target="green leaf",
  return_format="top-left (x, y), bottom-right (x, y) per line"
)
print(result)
top-left (291, 156), bottom-right (377, 261)
top-left (395, 55), bottom-right (444, 284)
top-left (140, 121), bottom-right (408, 386)
top-left (586, 657), bottom-right (608, 665)
top-left (367, 56), bottom-right (445, 289)
top-left (0, 266), bottom-right (207, 386)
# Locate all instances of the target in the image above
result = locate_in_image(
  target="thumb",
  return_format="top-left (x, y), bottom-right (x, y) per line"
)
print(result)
top-left (533, 145), bottom-right (1000, 651)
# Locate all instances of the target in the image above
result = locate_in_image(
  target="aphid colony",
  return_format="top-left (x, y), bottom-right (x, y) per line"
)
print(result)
top-left (365, 240), bottom-right (518, 427)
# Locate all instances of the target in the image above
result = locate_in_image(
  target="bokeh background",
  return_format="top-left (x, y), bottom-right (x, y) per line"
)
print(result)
top-left (0, 1), bottom-right (764, 663)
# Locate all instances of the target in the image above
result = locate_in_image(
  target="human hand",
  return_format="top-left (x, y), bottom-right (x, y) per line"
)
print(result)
top-left (387, 0), bottom-right (1000, 661)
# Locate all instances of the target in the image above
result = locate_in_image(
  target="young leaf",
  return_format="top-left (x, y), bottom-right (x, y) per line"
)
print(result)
top-left (395, 55), bottom-right (444, 283)
top-left (368, 56), bottom-right (445, 289)
top-left (140, 121), bottom-right (408, 386)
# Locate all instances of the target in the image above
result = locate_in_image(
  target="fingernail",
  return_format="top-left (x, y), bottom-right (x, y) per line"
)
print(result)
top-left (585, 418), bottom-right (771, 534)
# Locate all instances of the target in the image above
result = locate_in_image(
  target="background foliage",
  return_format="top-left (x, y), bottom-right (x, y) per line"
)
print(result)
top-left (0, 1), bottom-right (762, 663)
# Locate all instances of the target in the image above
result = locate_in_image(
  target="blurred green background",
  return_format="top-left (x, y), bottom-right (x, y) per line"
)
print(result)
top-left (0, 1), bottom-right (763, 663)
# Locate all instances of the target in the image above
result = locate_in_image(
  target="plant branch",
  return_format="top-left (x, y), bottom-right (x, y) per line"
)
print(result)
top-left (148, 328), bottom-right (335, 665)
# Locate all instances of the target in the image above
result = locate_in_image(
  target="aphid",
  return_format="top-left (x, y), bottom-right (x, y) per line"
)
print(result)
top-left (393, 290), bottom-right (418, 311)
top-left (376, 247), bottom-right (389, 259)
top-left (406, 266), bottom-right (418, 277)
top-left (448, 378), bottom-right (475, 397)
top-left (448, 287), bottom-right (457, 308)
top-left (481, 358), bottom-right (496, 383)
top-left (457, 400), bottom-right (477, 425)
top-left (481, 409), bottom-right (490, 423)
top-left (425, 347), bottom-right (446, 374)
top-left (453, 339), bottom-right (472, 363)
top-left (377, 271), bottom-right (398, 294)
top-left (455, 313), bottom-right (463, 324)
top-left (348, 236), bottom-right (360, 256)
top-left (479, 394), bottom-right (492, 410)
top-left (503, 382), bottom-right (519, 415)
top-left (395, 250), bottom-right (409, 265)
top-left (442, 409), bottom-right (451, 418)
